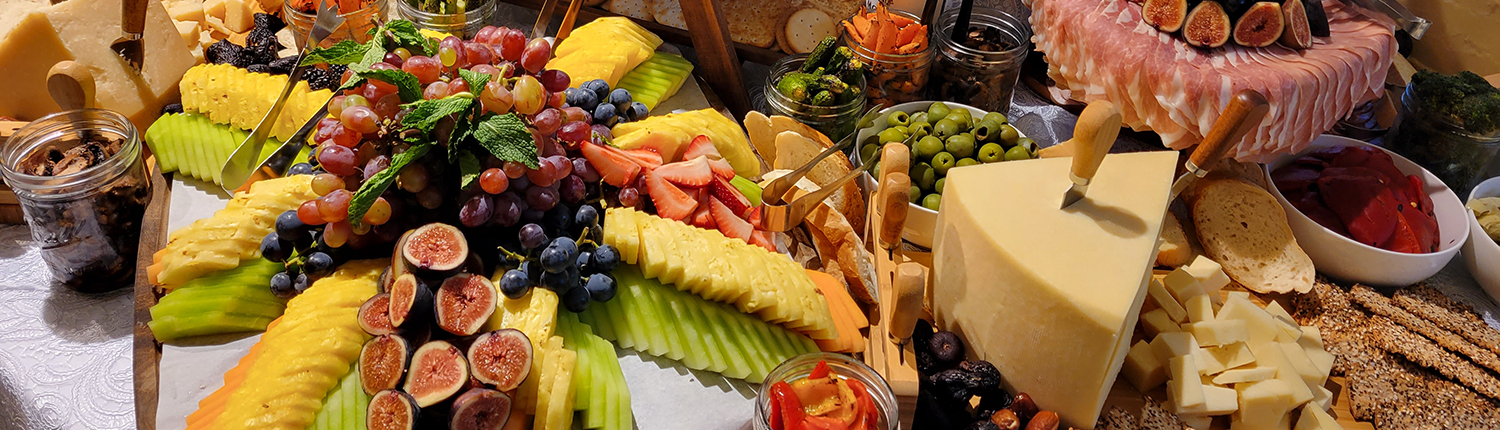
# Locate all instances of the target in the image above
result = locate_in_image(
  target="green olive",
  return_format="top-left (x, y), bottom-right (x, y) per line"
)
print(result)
top-left (909, 112), bottom-right (929, 126)
top-left (908, 122), bottom-right (933, 139)
top-left (922, 193), bottom-right (942, 211)
top-left (912, 163), bottom-right (936, 190)
top-left (978, 143), bottom-right (1005, 163)
top-left (908, 126), bottom-right (929, 142)
top-left (1004, 145), bottom-right (1032, 161)
top-left (877, 128), bottom-right (907, 144)
top-left (982, 112), bottom-right (1008, 125)
top-left (915, 136), bottom-right (945, 161)
top-left (944, 112), bottom-right (972, 130)
top-left (999, 124), bottom-right (1021, 145)
top-left (886, 111), bottom-right (911, 127)
top-left (973, 120), bottom-right (1002, 142)
top-left (909, 186), bottom-right (922, 204)
top-left (860, 144), bottom-right (880, 163)
top-left (926, 102), bottom-right (951, 121)
top-left (956, 157), bottom-right (980, 168)
top-left (935, 177), bottom-right (946, 194)
top-left (932, 152), bottom-right (957, 176)
top-left (934, 119), bottom-right (961, 138)
top-left (945, 134), bottom-right (977, 159)
top-left (1016, 137), bottom-right (1036, 151)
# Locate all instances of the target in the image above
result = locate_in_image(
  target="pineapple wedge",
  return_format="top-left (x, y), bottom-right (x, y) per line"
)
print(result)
top-left (152, 175), bottom-right (318, 288)
top-left (544, 346), bottom-right (577, 430)
top-left (636, 216), bottom-right (668, 279)
top-left (488, 286), bottom-right (559, 415)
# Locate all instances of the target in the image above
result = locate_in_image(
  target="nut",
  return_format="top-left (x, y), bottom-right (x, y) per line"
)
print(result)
top-left (990, 409), bottom-right (1022, 430)
top-left (1025, 411), bottom-right (1060, 430)
top-left (1007, 392), bottom-right (1039, 422)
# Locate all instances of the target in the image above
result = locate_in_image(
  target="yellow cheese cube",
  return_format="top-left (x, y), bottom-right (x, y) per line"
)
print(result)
top-left (1232, 379), bottom-right (1296, 430)
top-left (1141, 308), bottom-right (1182, 339)
top-left (1310, 385), bottom-right (1333, 411)
top-left (1168, 356), bottom-right (1205, 410)
top-left (205, 0), bottom-right (227, 18)
top-left (1122, 340), bottom-right (1167, 392)
top-left (1180, 414), bottom-right (1213, 430)
top-left (1213, 367), bottom-right (1276, 385)
top-left (174, 20), bottom-right (199, 48)
top-left (1277, 342), bottom-right (1326, 386)
top-left (1305, 347), bottom-right (1334, 378)
top-left (1201, 384), bottom-right (1238, 415)
top-left (1184, 255), bottom-right (1231, 304)
top-left (1152, 332), bottom-right (1199, 364)
top-left (1265, 302), bottom-right (1304, 342)
top-left (1218, 295), bottom-right (1279, 345)
top-left (1164, 267), bottom-right (1206, 303)
top-left (168, 0), bottom-right (206, 22)
top-left (1201, 343), bottom-right (1255, 375)
top-left (1186, 320), bottom-right (1248, 346)
top-left (1294, 403), bottom-right (1339, 430)
top-left (1248, 341), bottom-right (1314, 406)
top-left (1149, 278), bottom-right (1188, 322)
top-left (1298, 326), bottom-right (1324, 350)
top-left (1185, 295), bottom-right (1216, 324)
top-left (1226, 291), bottom-right (1252, 302)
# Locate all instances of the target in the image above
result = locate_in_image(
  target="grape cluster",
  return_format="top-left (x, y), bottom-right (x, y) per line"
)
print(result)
top-left (564, 80), bottom-right (649, 128)
top-left (498, 205), bottom-right (619, 312)
top-left (260, 209), bottom-right (343, 299)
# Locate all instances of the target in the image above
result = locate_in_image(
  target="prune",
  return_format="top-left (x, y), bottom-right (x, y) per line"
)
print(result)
top-left (929, 331), bottom-right (964, 369)
top-left (966, 420), bottom-right (1001, 430)
top-left (959, 360), bottom-right (1003, 391)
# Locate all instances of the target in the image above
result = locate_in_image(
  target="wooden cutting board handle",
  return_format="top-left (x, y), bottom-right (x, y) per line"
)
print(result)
top-left (48, 61), bottom-right (95, 110)
top-left (1189, 90), bottom-right (1269, 173)
top-left (1067, 100), bottom-right (1122, 184)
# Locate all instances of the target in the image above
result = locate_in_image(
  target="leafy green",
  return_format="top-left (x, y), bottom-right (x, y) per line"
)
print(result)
top-left (348, 142), bottom-right (432, 225)
top-left (474, 113), bottom-right (539, 169)
top-left (458, 150), bottom-right (482, 189)
top-left (358, 69), bottom-right (424, 103)
top-left (457, 68), bottom-right (491, 95)
top-left (381, 20), bottom-right (436, 56)
top-left (400, 96), bottom-right (475, 132)
top-left (448, 103), bottom-right (481, 161)
top-left (300, 40), bottom-right (370, 66)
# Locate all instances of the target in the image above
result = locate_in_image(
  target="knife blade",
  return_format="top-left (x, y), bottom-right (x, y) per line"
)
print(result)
top-left (1059, 101), bottom-right (1124, 209)
top-left (1167, 90), bottom-right (1270, 200)
top-left (109, 0), bottom-right (150, 72)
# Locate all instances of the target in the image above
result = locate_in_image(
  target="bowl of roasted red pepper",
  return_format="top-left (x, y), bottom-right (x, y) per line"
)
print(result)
top-left (1266, 135), bottom-right (1471, 287)
top-left (756, 353), bottom-right (896, 430)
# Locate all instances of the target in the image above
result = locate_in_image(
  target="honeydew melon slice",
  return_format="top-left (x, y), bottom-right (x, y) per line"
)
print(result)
top-left (147, 312), bottom-right (278, 342)
top-left (149, 293), bottom-right (285, 319)
top-left (724, 310), bottom-right (774, 382)
top-left (661, 289), bottom-right (708, 370)
top-left (641, 280), bottom-right (685, 361)
top-left (620, 273), bottom-right (659, 354)
top-left (698, 302), bottom-right (748, 378)
top-left (682, 294), bottom-right (729, 374)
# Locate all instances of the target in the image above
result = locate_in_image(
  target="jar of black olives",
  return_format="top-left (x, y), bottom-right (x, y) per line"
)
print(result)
top-left (1, 109), bottom-right (152, 292)
top-left (929, 7), bottom-right (1031, 115)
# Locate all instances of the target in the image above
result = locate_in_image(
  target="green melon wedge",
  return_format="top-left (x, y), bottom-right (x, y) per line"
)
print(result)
top-left (700, 303), bottom-right (750, 379)
top-left (641, 281), bottom-right (684, 361)
top-left (659, 289), bottom-right (705, 369)
top-left (682, 293), bottom-right (729, 374)
top-left (618, 276), bottom-right (652, 353)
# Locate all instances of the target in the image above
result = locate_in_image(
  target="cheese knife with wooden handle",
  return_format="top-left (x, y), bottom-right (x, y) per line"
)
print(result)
top-left (1059, 100), bottom-right (1123, 209)
top-left (1167, 89), bottom-right (1270, 201)
top-left (110, 0), bottom-right (149, 72)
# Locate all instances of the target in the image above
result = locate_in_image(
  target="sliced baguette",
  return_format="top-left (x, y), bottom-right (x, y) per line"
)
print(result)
top-left (1156, 211), bottom-right (1196, 267)
top-left (772, 130), bottom-right (866, 232)
top-left (1190, 178), bottom-right (1314, 294)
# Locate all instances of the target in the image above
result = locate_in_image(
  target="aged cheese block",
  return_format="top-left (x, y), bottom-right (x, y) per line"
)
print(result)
top-left (0, 12), bottom-right (72, 121)
top-left (933, 151), bottom-right (1177, 428)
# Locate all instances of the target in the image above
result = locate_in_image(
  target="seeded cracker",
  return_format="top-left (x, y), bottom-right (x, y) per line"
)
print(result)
top-left (1394, 284), bottom-right (1500, 357)
top-left (1365, 314), bottom-right (1500, 400)
top-left (1137, 396), bottom-right (1185, 430)
top-left (1290, 278), bottom-right (1367, 376)
top-left (1349, 285), bottom-right (1500, 375)
top-left (1096, 406), bottom-right (1139, 430)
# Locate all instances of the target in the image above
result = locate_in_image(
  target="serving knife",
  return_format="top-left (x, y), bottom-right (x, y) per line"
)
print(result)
top-left (1167, 89), bottom-right (1269, 201)
top-left (1059, 101), bottom-right (1123, 209)
top-left (110, 0), bottom-right (149, 72)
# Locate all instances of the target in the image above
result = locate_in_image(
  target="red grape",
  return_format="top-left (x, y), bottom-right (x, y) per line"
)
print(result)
top-left (297, 200), bottom-right (325, 225)
top-left (382, 52), bottom-right (404, 67)
top-left (533, 108), bottom-right (562, 135)
top-left (318, 189), bottom-right (352, 222)
top-left (459, 195), bottom-right (493, 227)
top-left (502, 161), bottom-right (527, 179)
top-left (548, 155), bottom-right (573, 177)
top-left (572, 158), bottom-right (600, 183)
top-left (326, 124), bottom-right (361, 148)
top-left (491, 192), bottom-right (522, 226)
top-left (557, 121), bottom-right (590, 143)
top-left (464, 42), bottom-right (494, 66)
top-left (547, 91), bottom-right (566, 108)
top-left (350, 222), bottom-right (372, 235)
top-left (368, 62), bottom-right (396, 71)
top-left (341, 105), bottom-right (380, 134)
top-left (479, 168), bottom-right (509, 194)
top-left (363, 155), bottom-right (391, 181)
top-left (520, 39), bottom-right (551, 74)
top-left (416, 187), bottom-right (444, 209)
top-left (450, 78), bottom-right (470, 95)
top-left (398, 164), bottom-right (430, 192)
top-left (314, 117), bottom-right (342, 142)
top-left (474, 26), bottom-right (498, 44)
top-left (323, 221), bottom-right (352, 247)
top-left (363, 197), bottom-right (392, 225)
top-left (617, 187), bottom-right (641, 207)
top-left (340, 69), bottom-right (355, 86)
top-left (480, 81), bottom-right (514, 114)
top-left (499, 29), bottom-right (525, 61)
top-left (392, 47), bottom-right (412, 61)
top-left (319, 145), bottom-right (357, 176)
top-left (525, 186), bottom-right (558, 210)
top-left (538, 70), bottom-right (570, 92)
top-left (363, 80), bottom-right (396, 101)
top-left (403, 56), bottom-right (442, 84)
top-left (512, 75), bottom-right (545, 115)
top-left (562, 107), bottom-right (590, 124)
top-left (328, 96), bottom-right (346, 118)
top-left (470, 64), bottom-right (499, 80)
top-left (373, 94), bottom-right (402, 119)
top-left (559, 175), bottom-right (585, 203)
top-left (342, 94), bottom-right (370, 108)
top-left (311, 173), bottom-right (343, 196)
top-left (439, 36), bottom-right (467, 68)
top-left (527, 162), bottom-right (557, 187)
top-left (424, 81), bottom-right (452, 100)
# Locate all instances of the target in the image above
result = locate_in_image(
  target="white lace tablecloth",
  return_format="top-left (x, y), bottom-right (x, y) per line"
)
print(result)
top-left (0, 224), bottom-right (135, 430)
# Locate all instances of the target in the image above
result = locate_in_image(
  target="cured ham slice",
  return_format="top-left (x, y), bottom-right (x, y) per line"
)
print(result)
top-left (1030, 0), bottom-right (1395, 162)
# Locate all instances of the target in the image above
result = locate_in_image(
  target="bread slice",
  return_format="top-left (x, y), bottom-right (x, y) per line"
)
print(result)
top-left (1190, 179), bottom-right (1314, 294)
top-left (1156, 211), bottom-right (1196, 267)
top-left (744, 111), bottom-right (777, 167)
top-left (773, 131), bottom-right (866, 231)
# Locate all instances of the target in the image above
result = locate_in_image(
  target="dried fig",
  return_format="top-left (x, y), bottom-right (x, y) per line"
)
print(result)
top-left (436, 274), bottom-right (499, 336)
top-left (403, 340), bottom-right (471, 407)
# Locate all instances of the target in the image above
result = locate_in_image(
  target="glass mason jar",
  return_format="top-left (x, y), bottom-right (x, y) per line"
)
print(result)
top-left (765, 54), bottom-right (869, 142)
top-left (395, 0), bottom-right (495, 39)
top-left (753, 353), bottom-right (898, 430)
top-left (0, 109), bottom-right (153, 292)
top-left (841, 10), bottom-right (932, 108)
top-left (1384, 85), bottom-right (1500, 197)
top-left (929, 7), bottom-right (1031, 114)
top-left (285, 0), bottom-right (387, 47)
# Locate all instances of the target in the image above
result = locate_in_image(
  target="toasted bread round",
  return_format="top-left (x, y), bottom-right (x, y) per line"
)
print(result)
top-left (1191, 179), bottom-right (1314, 294)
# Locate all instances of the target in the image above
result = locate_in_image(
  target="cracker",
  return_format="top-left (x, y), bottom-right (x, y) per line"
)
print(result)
top-left (1394, 284), bottom-right (1500, 357)
top-left (1096, 406), bottom-right (1139, 430)
top-left (1137, 396), bottom-right (1185, 430)
top-left (1365, 315), bottom-right (1500, 401)
top-left (1350, 285), bottom-right (1500, 375)
top-left (1290, 279), bottom-right (1367, 376)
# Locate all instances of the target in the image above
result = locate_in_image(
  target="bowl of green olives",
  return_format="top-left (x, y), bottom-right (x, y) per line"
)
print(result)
top-left (852, 101), bottom-right (1038, 248)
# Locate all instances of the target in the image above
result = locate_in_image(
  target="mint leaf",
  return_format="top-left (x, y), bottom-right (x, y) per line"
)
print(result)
top-left (474, 113), bottom-right (539, 169)
top-left (300, 40), bottom-right (369, 66)
top-left (348, 142), bottom-right (432, 224)
top-left (457, 68), bottom-right (491, 95)
top-left (361, 69), bottom-right (424, 102)
top-left (448, 103), bottom-right (481, 161)
top-left (400, 96), bottom-right (475, 132)
top-left (382, 20), bottom-right (436, 56)
top-left (458, 150), bottom-right (482, 189)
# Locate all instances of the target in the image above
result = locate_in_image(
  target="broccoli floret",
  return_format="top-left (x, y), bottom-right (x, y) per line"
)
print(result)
top-left (1411, 70), bottom-right (1500, 135)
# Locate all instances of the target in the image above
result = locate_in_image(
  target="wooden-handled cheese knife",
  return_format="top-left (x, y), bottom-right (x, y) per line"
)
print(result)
top-left (110, 0), bottom-right (150, 73)
top-left (1167, 89), bottom-right (1269, 201)
top-left (1059, 100), bottom-right (1123, 209)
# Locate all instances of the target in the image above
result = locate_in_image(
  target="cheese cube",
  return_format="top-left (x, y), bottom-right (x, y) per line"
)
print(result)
top-left (1298, 326), bottom-right (1324, 350)
top-left (1186, 320), bottom-right (1248, 346)
top-left (1213, 367), bottom-right (1276, 385)
top-left (1202, 384), bottom-right (1239, 415)
top-left (167, 0), bottom-right (205, 22)
top-left (1152, 332), bottom-right (1200, 364)
top-left (1185, 255), bottom-right (1231, 303)
top-left (1233, 379), bottom-right (1297, 430)
top-left (1142, 308), bottom-right (1182, 338)
top-left (1278, 342), bottom-right (1326, 386)
top-left (1218, 295), bottom-right (1279, 344)
top-left (173, 20), bottom-right (198, 48)
top-left (1149, 278), bottom-right (1188, 322)
top-left (1249, 342), bottom-right (1314, 406)
top-left (1185, 295), bottom-right (1216, 324)
top-left (1310, 385), bottom-right (1333, 411)
top-left (1168, 356), bottom-right (1206, 410)
top-left (1294, 403), bottom-right (1339, 430)
top-left (1201, 343), bottom-right (1255, 375)
top-left (1227, 291), bottom-right (1251, 302)
top-left (1123, 340), bottom-right (1167, 392)
top-left (1305, 348), bottom-right (1335, 378)
top-left (205, 0), bottom-right (226, 19)
top-left (1164, 268), bottom-right (1207, 303)
top-left (1264, 302), bottom-right (1303, 342)
top-left (933, 152), bottom-right (1178, 429)
top-left (1180, 414), bottom-right (1213, 430)
top-left (222, 0), bottom-right (252, 33)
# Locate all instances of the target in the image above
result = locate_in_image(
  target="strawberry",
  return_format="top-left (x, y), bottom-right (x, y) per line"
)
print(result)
top-left (653, 156), bottom-right (714, 188)
top-left (683, 135), bottom-right (722, 161)
top-left (749, 230), bottom-right (775, 252)
top-left (620, 148), bottom-right (664, 169)
top-left (708, 158), bottom-right (735, 180)
top-left (647, 169), bottom-right (698, 221)
top-left (745, 206), bottom-right (763, 227)
top-left (580, 142), bottom-right (641, 187)
top-left (690, 199), bottom-right (716, 230)
top-left (708, 175), bottom-right (752, 216)
top-left (710, 197), bottom-right (753, 242)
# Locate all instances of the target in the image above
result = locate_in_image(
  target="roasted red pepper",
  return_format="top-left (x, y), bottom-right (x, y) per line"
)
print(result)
top-left (809, 360), bottom-right (832, 379)
top-left (770, 381), bottom-right (805, 430)
top-left (844, 379), bottom-right (876, 430)
top-left (802, 416), bottom-right (850, 430)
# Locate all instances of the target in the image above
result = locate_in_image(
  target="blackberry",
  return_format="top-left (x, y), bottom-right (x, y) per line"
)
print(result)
top-left (267, 56), bottom-right (298, 75)
top-left (246, 64), bottom-right (271, 74)
top-left (161, 103), bottom-right (184, 115)
top-left (327, 64), bottom-right (348, 78)
top-left (252, 13), bottom-right (284, 33)
top-left (302, 68), bottom-right (337, 91)
top-left (205, 40), bottom-right (247, 66)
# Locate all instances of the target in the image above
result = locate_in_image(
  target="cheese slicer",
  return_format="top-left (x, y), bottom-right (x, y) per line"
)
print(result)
top-left (110, 0), bottom-right (148, 73)
top-left (1059, 100), bottom-right (1123, 209)
top-left (1167, 89), bottom-right (1269, 201)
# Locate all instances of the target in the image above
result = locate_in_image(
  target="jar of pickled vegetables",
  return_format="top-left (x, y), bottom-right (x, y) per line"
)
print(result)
top-left (0, 109), bottom-right (152, 292)
top-left (753, 353), bottom-right (896, 430)
top-left (395, 0), bottom-right (495, 39)
top-left (1385, 82), bottom-right (1500, 197)
top-left (285, 0), bottom-right (387, 47)
top-left (841, 10), bottom-right (932, 107)
top-left (929, 7), bottom-right (1031, 114)
top-left (765, 54), bottom-right (869, 142)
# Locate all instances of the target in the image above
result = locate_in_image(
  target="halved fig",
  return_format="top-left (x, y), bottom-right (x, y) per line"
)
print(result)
top-left (379, 266), bottom-right (394, 292)
top-left (360, 334), bottom-right (413, 395)
top-left (467, 329), bottom-right (533, 391)
top-left (1233, 2), bottom-right (1284, 48)
top-left (389, 273), bottom-right (433, 328)
top-left (449, 388), bottom-right (513, 430)
top-left (390, 231), bottom-right (414, 282)
top-left (1183, 0), bottom-right (1232, 48)
top-left (402, 223), bottom-right (469, 277)
top-left (1278, 0), bottom-right (1313, 49)
top-left (368, 389), bottom-right (420, 430)
top-left (403, 340), bottom-right (471, 407)
top-left (1141, 0), bottom-right (1188, 32)
top-left (360, 293), bottom-right (397, 336)
top-left (436, 274), bottom-right (499, 336)
top-left (1304, 0), bottom-right (1330, 37)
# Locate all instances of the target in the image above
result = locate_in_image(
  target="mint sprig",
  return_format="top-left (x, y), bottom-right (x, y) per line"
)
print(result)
top-left (474, 113), bottom-right (539, 169)
top-left (348, 142), bottom-right (433, 225)
top-left (400, 96), bottom-right (476, 132)
top-left (300, 40), bottom-right (369, 66)
top-left (457, 68), bottom-right (491, 95)
top-left (458, 150), bottom-right (482, 189)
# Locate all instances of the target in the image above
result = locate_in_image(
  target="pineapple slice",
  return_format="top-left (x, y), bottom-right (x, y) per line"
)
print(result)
top-left (636, 216), bottom-right (667, 279)
top-left (544, 347), bottom-right (577, 430)
top-left (654, 218), bottom-right (687, 287)
top-left (613, 208), bottom-right (640, 265)
top-left (534, 337), bottom-right (560, 428)
top-left (490, 287), bottom-right (558, 414)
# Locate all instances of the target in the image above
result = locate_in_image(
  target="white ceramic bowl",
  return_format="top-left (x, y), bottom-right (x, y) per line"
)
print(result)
top-left (852, 101), bottom-right (1011, 248)
top-left (1263, 135), bottom-right (1470, 287)
top-left (1462, 176), bottom-right (1500, 301)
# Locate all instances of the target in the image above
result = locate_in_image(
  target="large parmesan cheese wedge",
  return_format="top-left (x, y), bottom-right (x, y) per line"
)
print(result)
top-left (933, 152), bottom-right (1177, 428)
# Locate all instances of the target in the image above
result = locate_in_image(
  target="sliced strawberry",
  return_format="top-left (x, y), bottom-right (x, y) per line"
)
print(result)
top-left (708, 175), bottom-right (752, 216)
top-left (580, 142), bottom-right (641, 187)
top-left (683, 135), bottom-right (722, 161)
top-left (654, 156), bottom-right (714, 188)
top-left (745, 206), bottom-right (763, 227)
top-left (710, 197), bottom-right (753, 242)
top-left (620, 148), bottom-right (664, 169)
top-left (749, 230), bottom-right (775, 252)
top-left (690, 199), bottom-right (716, 230)
top-left (647, 169), bottom-right (698, 221)
top-left (708, 158), bottom-right (735, 180)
